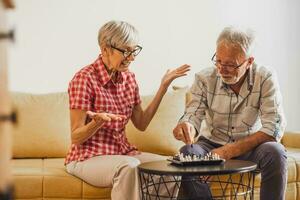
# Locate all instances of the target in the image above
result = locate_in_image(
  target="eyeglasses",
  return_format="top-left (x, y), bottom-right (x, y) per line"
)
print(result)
top-left (211, 53), bottom-right (248, 71)
top-left (111, 45), bottom-right (142, 58)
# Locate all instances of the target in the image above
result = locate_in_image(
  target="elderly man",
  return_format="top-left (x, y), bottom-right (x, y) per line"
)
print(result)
top-left (173, 27), bottom-right (287, 200)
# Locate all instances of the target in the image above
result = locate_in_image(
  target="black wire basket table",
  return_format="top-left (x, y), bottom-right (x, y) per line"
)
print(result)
top-left (138, 159), bottom-right (257, 200)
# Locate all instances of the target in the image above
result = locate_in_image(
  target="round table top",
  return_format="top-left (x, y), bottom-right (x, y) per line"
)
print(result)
top-left (138, 159), bottom-right (257, 176)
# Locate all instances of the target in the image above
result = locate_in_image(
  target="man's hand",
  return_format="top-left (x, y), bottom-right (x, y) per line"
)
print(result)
top-left (173, 122), bottom-right (196, 144)
top-left (86, 111), bottom-right (126, 124)
top-left (211, 145), bottom-right (232, 160)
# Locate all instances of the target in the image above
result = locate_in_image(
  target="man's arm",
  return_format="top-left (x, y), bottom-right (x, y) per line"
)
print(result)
top-left (212, 131), bottom-right (275, 160)
top-left (180, 73), bottom-right (208, 133)
top-left (173, 73), bottom-right (208, 143)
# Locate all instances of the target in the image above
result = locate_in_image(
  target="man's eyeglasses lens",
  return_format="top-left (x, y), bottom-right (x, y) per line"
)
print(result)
top-left (211, 53), bottom-right (246, 71)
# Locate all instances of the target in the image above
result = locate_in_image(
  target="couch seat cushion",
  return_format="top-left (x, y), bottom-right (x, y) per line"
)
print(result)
top-left (12, 158), bottom-right (111, 199)
top-left (286, 147), bottom-right (300, 182)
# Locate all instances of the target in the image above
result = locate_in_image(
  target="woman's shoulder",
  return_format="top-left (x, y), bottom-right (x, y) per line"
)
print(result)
top-left (69, 65), bottom-right (96, 86)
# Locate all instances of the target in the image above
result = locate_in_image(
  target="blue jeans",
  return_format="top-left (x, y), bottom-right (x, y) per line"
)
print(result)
top-left (179, 137), bottom-right (287, 200)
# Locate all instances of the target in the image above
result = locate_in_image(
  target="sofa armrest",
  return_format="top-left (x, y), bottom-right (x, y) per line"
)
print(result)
top-left (281, 131), bottom-right (300, 148)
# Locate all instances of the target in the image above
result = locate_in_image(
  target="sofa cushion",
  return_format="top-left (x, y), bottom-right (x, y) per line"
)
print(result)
top-left (282, 131), bottom-right (300, 148)
top-left (286, 147), bottom-right (300, 182)
top-left (12, 158), bottom-right (111, 199)
top-left (126, 88), bottom-right (187, 155)
top-left (13, 159), bottom-right (43, 199)
top-left (11, 92), bottom-right (71, 158)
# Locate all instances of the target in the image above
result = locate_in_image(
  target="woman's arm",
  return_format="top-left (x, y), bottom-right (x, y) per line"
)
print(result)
top-left (131, 64), bottom-right (190, 131)
top-left (70, 109), bottom-right (125, 145)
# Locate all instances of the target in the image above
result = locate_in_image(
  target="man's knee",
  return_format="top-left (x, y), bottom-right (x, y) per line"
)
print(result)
top-left (257, 142), bottom-right (287, 169)
top-left (261, 142), bottom-right (286, 158)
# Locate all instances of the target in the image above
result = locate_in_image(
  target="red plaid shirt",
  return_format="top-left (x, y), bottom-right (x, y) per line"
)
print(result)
top-left (65, 56), bottom-right (141, 164)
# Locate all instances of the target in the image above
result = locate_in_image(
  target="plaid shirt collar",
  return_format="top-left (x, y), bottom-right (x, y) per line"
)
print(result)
top-left (218, 64), bottom-right (255, 98)
top-left (93, 55), bottom-right (124, 86)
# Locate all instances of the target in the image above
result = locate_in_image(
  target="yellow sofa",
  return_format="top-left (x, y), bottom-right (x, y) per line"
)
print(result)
top-left (10, 89), bottom-right (300, 200)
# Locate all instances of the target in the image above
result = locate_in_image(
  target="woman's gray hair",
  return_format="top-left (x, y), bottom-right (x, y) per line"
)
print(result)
top-left (217, 26), bottom-right (255, 57)
top-left (98, 20), bottom-right (139, 48)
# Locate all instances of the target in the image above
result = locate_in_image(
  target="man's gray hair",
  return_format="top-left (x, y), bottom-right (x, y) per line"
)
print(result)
top-left (217, 26), bottom-right (255, 57)
top-left (98, 20), bottom-right (139, 48)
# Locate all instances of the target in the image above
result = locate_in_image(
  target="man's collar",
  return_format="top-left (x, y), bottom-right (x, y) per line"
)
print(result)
top-left (247, 63), bottom-right (254, 91)
top-left (217, 73), bottom-right (229, 90)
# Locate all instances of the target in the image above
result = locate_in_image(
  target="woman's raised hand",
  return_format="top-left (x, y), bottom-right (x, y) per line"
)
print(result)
top-left (161, 64), bottom-right (190, 89)
top-left (86, 111), bottom-right (126, 124)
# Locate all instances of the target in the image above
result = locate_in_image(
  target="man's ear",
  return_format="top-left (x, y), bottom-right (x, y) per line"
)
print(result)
top-left (248, 57), bottom-right (254, 64)
top-left (246, 57), bottom-right (254, 70)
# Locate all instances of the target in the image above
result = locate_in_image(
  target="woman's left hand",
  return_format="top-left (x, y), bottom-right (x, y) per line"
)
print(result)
top-left (161, 64), bottom-right (191, 88)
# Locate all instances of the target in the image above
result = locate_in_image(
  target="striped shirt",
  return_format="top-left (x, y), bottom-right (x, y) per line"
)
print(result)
top-left (180, 63), bottom-right (286, 145)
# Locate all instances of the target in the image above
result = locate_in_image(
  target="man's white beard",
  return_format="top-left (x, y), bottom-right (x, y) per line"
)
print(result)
top-left (219, 74), bottom-right (243, 85)
top-left (220, 75), bottom-right (240, 85)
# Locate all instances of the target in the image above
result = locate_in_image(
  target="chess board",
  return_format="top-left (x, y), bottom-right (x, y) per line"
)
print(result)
top-left (167, 153), bottom-right (225, 166)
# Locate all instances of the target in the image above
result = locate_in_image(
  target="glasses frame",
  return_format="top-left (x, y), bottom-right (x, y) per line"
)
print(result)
top-left (211, 53), bottom-right (248, 71)
top-left (111, 45), bottom-right (143, 58)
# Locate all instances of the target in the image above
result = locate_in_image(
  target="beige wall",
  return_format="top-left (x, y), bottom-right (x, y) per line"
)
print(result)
top-left (5, 0), bottom-right (300, 131)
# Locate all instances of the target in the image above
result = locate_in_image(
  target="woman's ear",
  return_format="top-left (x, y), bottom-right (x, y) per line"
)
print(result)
top-left (101, 46), bottom-right (108, 56)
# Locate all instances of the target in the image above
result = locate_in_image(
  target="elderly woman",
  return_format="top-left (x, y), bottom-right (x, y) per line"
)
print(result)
top-left (64, 20), bottom-right (190, 200)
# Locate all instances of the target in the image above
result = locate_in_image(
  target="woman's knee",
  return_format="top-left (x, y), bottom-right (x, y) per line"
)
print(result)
top-left (112, 156), bottom-right (140, 181)
top-left (116, 156), bottom-right (141, 169)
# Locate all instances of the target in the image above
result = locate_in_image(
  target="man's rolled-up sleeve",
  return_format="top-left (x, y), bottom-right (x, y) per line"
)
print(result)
top-left (259, 71), bottom-right (286, 141)
top-left (179, 74), bottom-right (208, 135)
